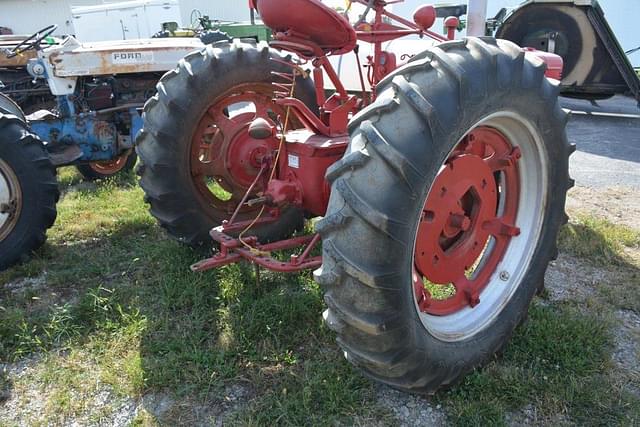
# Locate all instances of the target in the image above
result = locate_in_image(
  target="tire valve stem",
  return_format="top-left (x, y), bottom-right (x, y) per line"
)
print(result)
top-left (247, 196), bottom-right (269, 207)
top-left (499, 271), bottom-right (510, 281)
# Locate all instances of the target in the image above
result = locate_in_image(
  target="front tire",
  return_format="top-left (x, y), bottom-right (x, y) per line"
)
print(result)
top-left (315, 37), bottom-right (573, 394)
top-left (0, 112), bottom-right (58, 270)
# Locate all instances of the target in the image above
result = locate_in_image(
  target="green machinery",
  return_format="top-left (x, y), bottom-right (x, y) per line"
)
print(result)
top-left (154, 9), bottom-right (272, 43)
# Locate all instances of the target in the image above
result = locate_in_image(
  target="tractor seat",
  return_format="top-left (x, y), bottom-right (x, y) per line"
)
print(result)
top-left (256, 0), bottom-right (357, 56)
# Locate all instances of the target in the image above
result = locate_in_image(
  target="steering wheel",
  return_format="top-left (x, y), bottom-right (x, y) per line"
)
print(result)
top-left (5, 24), bottom-right (58, 59)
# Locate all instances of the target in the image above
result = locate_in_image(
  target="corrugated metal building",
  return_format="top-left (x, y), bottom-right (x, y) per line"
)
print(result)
top-left (0, 0), bottom-right (251, 36)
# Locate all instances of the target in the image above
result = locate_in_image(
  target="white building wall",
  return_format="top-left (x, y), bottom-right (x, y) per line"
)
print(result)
top-left (0, 0), bottom-right (250, 36)
top-left (0, 0), bottom-right (99, 35)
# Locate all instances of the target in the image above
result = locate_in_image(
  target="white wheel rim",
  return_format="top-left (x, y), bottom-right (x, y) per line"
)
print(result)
top-left (413, 112), bottom-right (549, 342)
top-left (0, 157), bottom-right (21, 241)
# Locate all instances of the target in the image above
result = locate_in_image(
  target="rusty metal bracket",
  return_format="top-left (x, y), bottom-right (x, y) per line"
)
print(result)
top-left (190, 226), bottom-right (322, 273)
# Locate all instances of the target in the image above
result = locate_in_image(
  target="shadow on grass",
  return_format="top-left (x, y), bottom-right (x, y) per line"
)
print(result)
top-left (558, 216), bottom-right (640, 311)
top-left (559, 218), bottom-right (639, 267)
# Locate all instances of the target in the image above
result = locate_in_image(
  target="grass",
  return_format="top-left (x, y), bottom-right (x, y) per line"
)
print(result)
top-left (559, 215), bottom-right (640, 266)
top-left (558, 214), bottom-right (640, 312)
top-left (439, 304), bottom-right (636, 426)
top-left (1, 170), bottom-right (639, 425)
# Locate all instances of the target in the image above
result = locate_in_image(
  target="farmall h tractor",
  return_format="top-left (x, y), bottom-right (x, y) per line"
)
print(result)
top-left (136, 0), bottom-right (574, 393)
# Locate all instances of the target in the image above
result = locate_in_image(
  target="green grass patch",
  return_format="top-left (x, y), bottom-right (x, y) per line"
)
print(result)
top-left (234, 350), bottom-right (384, 426)
top-left (0, 175), bottom-right (385, 424)
top-left (439, 302), bottom-right (638, 426)
top-left (559, 215), bottom-right (640, 266)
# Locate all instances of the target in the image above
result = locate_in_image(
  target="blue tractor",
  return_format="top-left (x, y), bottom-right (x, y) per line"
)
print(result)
top-left (0, 25), bottom-right (204, 179)
top-left (0, 25), bottom-right (207, 269)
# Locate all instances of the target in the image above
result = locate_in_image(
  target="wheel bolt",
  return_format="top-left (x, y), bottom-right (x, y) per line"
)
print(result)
top-left (448, 213), bottom-right (471, 231)
top-left (464, 289), bottom-right (480, 307)
top-left (0, 201), bottom-right (14, 215)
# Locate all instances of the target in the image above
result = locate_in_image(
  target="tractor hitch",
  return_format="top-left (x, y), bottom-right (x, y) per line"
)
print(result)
top-left (190, 226), bottom-right (321, 273)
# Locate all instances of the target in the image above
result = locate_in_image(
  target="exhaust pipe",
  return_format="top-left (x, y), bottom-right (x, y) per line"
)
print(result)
top-left (467, 0), bottom-right (488, 36)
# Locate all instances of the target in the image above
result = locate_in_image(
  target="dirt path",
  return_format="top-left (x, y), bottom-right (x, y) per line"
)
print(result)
top-left (567, 186), bottom-right (640, 231)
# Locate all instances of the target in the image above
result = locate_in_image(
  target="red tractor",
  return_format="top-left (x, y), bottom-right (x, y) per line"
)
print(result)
top-left (136, 0), bottom-right (573, 394)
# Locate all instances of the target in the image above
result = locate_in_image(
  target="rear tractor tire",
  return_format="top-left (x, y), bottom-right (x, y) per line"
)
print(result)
top-left (0, 111), bottom-right (59, 270)
top-left (136, 39), bottom-right (318, 246)
top-left (315, 37), bottom-right (574, 394)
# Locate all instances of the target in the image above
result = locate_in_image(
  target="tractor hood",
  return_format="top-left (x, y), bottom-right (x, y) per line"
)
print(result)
top-left (44, 36), bottom-right (206, 77)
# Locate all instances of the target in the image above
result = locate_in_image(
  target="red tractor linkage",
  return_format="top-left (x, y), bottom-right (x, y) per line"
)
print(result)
top-left (137, 0), bottom-right (573, 393)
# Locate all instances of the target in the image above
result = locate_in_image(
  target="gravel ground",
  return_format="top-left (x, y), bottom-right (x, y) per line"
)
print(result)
top-left (566, 186), bottom-right (640, 231)
top-left (3, 274), bottom-right (47, 295)
top-left (612, 310), bottom-right (640, 377)
top-left (376, 385), bottom-right (447, 427)
top-left (0, 371), bottom-right (250, 426)
top-left (544, 254), bottom-right (601, 304)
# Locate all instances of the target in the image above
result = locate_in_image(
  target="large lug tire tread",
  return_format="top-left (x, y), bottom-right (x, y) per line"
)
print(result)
top-left (315, 37), bottom-right (573, 394)
top-left (136, 39), bottom-right (317, 246)
top-left (0, 113), bottom-right (59, 270)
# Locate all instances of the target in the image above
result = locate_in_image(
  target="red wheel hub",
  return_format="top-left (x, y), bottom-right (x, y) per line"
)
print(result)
top-left (414, 127), bottom-right (522, 315)
top-left (190, 84), bottom-right (283, 214)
